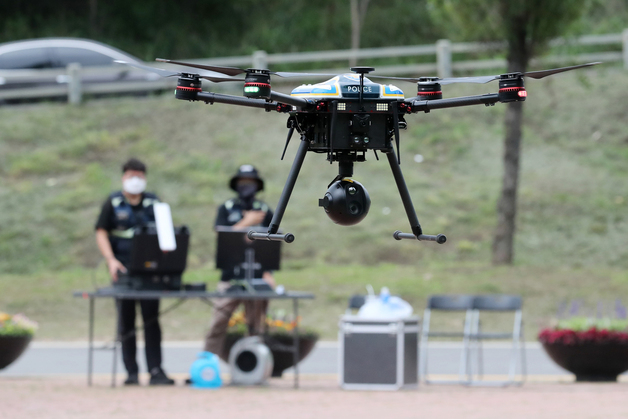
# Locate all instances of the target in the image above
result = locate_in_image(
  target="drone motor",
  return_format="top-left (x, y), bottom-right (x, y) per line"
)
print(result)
top-left (175, 74), bottom-right (202, 101)
top-left (498, 75), bottom-right (526, 102)
top-left (319, 178), bottom-right (371, 226)
top-left (243, 70), bottom-right (272, 99)
top-left (417, 78), bottom-right (443, 100)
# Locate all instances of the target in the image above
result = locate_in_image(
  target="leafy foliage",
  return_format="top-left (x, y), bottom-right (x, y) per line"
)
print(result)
top-left (0, 312), bottom-right (38, 336)
top-left (2, 0), bottom-right (626, 62)
top-left (0, 0), bottom-right (444, 60)
top-left (556, 317), bottom-right (628, 332)
top-left (539, 301), bottom-right (628, 344)
top-left (228, 309), bottom-right (319, 338)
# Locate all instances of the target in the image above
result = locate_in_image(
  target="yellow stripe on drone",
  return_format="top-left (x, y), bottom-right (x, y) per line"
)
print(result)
top-left (381, 88), bottom-right (404, 98)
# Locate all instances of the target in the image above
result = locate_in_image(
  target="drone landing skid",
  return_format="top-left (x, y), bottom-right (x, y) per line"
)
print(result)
top-left (248, 137), bottom-right (446, 245)
top-left (394, 231), bottom-right (447, 244)
top-left (247, 231), bottom-right (295, 243)
top-left (384, 148), bottom-right (446, 245)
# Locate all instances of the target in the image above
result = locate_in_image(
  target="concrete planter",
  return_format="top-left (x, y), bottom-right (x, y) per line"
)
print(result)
top-left (0, 335), bottom-right (32, 370)
top-left (542, 341), bottom-right (628, 381)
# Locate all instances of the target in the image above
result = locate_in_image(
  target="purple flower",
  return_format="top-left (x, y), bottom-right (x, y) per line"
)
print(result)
top-left (615, 299), bottom-right (627, 319)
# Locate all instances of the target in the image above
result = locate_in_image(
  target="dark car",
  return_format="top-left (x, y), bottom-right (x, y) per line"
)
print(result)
top-left (0, 38), bottom-right (172, 102)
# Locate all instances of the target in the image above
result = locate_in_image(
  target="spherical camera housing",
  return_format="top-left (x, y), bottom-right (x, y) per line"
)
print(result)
top-left (319, 179), bottom-right (371, 226)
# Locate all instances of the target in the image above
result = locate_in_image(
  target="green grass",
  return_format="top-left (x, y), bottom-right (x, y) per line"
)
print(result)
top-left (1, 263), bottom-right (627, 341)
top-left (0, 66), bottom-right (627, 340)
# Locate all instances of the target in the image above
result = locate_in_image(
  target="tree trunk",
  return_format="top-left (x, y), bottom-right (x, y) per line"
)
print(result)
top-left (492, 101), bottom-right (523, 264)
top-left (89, 0), bottom-right (99, 37)
top-left (492, 9), bottom-right (529, 265)
top-left (349, 0), bottom-right (370, 67)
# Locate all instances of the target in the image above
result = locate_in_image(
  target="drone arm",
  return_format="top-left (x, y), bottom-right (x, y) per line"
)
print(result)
top-left (269, 91), bottom-right (314, 109)
top-left (406, 93), bottom-right (500, 112)
top-left (195, 91), bottom-right (278, 111)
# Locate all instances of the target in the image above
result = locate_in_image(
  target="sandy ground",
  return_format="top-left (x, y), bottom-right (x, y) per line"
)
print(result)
top-left (2, 374), bottom-right (628, 419)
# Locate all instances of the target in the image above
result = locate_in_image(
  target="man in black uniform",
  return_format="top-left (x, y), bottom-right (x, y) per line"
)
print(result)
top-left (204, 165), bottom-right (275, 355)
top-left (95, 158), bottom-right (174, 386)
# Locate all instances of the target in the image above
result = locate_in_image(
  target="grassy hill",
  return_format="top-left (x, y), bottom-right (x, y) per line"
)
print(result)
top-left (1, 67), bottom-right (627, 340)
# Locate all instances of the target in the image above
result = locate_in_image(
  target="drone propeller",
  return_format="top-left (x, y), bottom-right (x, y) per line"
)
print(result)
top-left (523, 62), bottom-right (601, 79)
top-left (370, 62), bottom-right (601, 85)
top-left (155, 58), bottom-right (338, 79)
top-left (114, 60), bottom-right (244, 83)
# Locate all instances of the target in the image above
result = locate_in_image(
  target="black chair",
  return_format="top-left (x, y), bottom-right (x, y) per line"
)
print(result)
top-left (468, 295), bottom-right (526, 386)
top-left (420, 295), bottom-right (475, 384)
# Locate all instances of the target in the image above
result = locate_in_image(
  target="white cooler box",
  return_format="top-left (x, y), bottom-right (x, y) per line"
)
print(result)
top-left (339, 315), bottom-right (420, 390)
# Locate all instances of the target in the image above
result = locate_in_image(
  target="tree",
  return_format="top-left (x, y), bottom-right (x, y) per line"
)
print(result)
top-left (349, 0), bottom-right (371, 66)
top-left (430, 0), bottom-right (586, 264)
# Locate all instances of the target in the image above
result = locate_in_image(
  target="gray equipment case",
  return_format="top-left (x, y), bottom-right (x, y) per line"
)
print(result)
top-left (339, 315), bottom-right (420, 390)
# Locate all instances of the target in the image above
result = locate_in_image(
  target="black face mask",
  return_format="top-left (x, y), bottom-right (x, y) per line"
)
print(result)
top-left (237, 184), bottom-right (258, 210)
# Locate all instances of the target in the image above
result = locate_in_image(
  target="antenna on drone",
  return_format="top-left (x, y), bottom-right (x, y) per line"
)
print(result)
top-left (350, 67), bottom-right (374, 110)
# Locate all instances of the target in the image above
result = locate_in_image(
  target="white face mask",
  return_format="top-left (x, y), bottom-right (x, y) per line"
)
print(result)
top-left (122, 176), bottom-right (146, 195)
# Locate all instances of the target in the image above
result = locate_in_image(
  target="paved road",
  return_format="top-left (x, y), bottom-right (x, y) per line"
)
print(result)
top-left (1, 340), bottom-right (578, 379)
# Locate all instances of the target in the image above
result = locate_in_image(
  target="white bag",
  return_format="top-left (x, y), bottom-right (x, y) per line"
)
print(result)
top-left (357, 286), bottom-right (413, 319)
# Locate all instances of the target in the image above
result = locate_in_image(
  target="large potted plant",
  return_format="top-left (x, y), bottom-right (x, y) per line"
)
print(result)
top-left (0, 312), bottom-right (38, 369)
top-left (222, 310), bottom-right (319, 377)
top-left (539, 315), bottom-right (628, 382)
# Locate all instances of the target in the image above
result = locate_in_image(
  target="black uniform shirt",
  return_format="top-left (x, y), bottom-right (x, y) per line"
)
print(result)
top-left (95, 194), bottom-right (151, 231)
top-left (95, 192), bottom-right (159, 265)
top-left (214, 197), bottom-right (273, 228)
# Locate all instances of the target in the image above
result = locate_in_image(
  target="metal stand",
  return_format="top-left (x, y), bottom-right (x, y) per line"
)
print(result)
top-left (87, 297), bottom-right (94, 386)
top-left (293, 298), bottom-right (300, 389)
top-left (239, 249), bottom-right (301, 388)
top-left (243, 248), bottom-right (258, 281)
top-left (80, 289), bottom-right (313, 389)
top-left (112, 299), bottom-right (120, 388)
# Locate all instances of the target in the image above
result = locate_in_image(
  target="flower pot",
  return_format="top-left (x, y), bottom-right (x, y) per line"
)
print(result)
top-left (0, 335), bottom-right (32, 370)
top-left (541, 342), bottom-right (628, 382)
top-left (221, 333), bottom-right (318, 378)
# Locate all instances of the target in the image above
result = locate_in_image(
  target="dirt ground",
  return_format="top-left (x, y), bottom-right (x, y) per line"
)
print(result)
top-left (2, 374), bottom-right (628, 419)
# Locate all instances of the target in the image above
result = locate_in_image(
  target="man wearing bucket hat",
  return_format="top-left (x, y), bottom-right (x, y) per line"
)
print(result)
top-left (216, 164), bottom-right (273, 229)
top-left (203, 164), bottom-right (275, 356)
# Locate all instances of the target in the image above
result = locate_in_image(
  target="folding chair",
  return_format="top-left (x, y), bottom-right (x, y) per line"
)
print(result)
top-left (468, 295), bottom-right (526, 386)
top-left (420, 295), bottom-right (475, 384)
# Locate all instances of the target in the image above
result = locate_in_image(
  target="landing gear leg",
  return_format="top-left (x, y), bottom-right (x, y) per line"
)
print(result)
top-left (248, 135), bottom-right (309, 243)
top-left (385, 148), bottom-right (446, 244)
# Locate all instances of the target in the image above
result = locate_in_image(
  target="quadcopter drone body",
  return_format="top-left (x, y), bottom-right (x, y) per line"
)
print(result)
top-left (117, 58), bottom-right (599, 245)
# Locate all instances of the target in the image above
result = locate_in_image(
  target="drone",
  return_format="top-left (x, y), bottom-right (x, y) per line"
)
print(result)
top-left (116, 58), bottom-right (600, 245)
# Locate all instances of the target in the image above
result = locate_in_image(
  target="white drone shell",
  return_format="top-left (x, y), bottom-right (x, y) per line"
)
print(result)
top-left (291, 74), bottom-right (404, 100)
